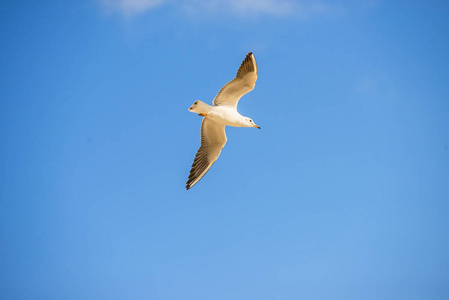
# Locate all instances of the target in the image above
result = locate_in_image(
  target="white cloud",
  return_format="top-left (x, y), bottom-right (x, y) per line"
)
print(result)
top-left (203, 0), bottom-right (296, 16)
top-left (100, 0), bottom-right (343, 18)
top-left (101, 0), bottom-right (168, 16)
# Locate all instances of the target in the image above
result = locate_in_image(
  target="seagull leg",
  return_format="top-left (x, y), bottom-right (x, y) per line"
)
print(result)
top-left (198, 113), bottom-right (208, 117)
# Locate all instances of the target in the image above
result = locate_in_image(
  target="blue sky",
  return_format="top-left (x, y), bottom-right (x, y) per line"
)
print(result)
top-left (1, 0), bottom-right (448, 299)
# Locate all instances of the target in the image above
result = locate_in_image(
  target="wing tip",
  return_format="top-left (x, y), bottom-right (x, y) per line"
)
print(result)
top-left (185, 174), bottom-right (201, 190)
top-left (246, 51), bottom-right (254, 61)
top-left (236, 51), bottom-right (257, 78)
top-left (185, 177), bottom-right (194, 190)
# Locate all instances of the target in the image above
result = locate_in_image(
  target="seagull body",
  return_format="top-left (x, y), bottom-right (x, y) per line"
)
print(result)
top-left (203, 106), bottom-right (250, 127)
top-left (186, 52), bottom-right (260, 190)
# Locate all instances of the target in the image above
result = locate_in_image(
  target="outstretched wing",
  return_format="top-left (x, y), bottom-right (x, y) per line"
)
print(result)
top-left (212, 52), bottom-right (258, 108)
top-left (186, 118), bottom-right (227, 190)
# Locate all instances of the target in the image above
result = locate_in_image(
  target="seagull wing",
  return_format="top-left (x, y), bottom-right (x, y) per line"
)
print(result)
top-left (186, 118), bottom-right (227, 190)
top-left (212, 52), bottom-right (258, 109)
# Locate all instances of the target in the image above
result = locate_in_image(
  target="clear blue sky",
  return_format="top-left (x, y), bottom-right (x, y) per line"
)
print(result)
top-left (1, 1), bottom-right (448, 299)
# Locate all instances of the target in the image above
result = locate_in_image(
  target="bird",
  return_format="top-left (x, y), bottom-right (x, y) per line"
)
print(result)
top-left (186, 52), bottom-right (260, 190)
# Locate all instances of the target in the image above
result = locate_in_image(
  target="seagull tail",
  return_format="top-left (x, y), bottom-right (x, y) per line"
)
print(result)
top-left (188, 100), bottom-right (211, 115)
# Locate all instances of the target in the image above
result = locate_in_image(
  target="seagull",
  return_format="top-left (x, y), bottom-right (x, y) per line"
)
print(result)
top-left (186, 52), bottom-right (260, 190)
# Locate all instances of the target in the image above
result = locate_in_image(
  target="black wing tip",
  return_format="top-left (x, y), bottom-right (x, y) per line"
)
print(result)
top-left (185, 177), bottom-right (199, 190)
top-left (185, 170), bottom-right (203, 190)
top-left (185, 165), bottom-right (202, 190)
top-left (236, 52), bottom-right (256, 78)
top-left (185, 159), bottom-right (215, 191)
top-left (185, 179), bottom-right (194, 190)
top-left (185, 177), bottom-right (194, 190)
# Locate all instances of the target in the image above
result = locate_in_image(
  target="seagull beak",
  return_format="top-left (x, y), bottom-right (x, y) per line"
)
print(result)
top-left (253, 125), bottom-right (261, 129)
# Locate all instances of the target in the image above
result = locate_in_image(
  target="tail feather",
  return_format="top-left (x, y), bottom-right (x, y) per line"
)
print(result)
top-left (188, 100), bottom-right (211, 115)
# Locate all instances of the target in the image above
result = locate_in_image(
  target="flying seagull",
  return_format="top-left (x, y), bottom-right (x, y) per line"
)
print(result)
top-left (186, 52), bottom-right (260, 190)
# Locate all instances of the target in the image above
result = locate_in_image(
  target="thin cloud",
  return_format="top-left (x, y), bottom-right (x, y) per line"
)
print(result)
top-left (189, 0), bottom-right (297, 16)
top-left (101, 0), bottom-right (168, 16)
top-left (100, 0), bottom-right (343, 18)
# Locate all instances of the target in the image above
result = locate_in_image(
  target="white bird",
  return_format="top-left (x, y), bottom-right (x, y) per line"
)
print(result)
top-left (186, 52), bottom-right (260, 190)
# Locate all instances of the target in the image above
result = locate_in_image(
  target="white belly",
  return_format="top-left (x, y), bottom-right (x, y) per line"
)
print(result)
top-left (207, 106), bottom-right (245, 127)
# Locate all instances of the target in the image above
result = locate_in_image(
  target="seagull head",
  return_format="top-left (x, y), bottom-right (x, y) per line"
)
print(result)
top-left (245, 117), bottom-right (261, 129)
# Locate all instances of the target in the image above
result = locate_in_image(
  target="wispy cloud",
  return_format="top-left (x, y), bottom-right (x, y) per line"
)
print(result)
top-left (101, 0), bottom-right (168, 16)
top-left (186, 0), bottom-right (297, 16)
top-left (100, 0), bottom-right (343, 18)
